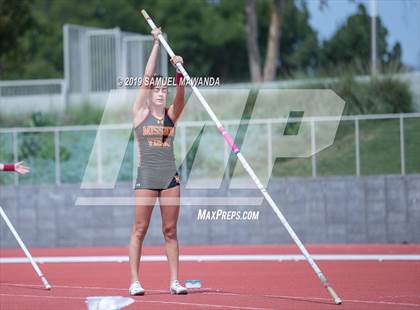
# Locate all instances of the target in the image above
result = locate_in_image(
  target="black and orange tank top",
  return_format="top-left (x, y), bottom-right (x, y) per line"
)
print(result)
top-left (134, 109), bottom-right (176, 170)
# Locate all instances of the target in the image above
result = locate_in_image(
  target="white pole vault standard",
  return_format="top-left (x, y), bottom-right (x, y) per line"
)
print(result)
top-left (140, 9), bottom-right (342, 305)
top-left (0, 206), bottom-right (51, 290)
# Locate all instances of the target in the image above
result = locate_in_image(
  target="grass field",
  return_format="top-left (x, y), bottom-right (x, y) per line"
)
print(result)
top-left (273, 117), bottom-right (420, 177)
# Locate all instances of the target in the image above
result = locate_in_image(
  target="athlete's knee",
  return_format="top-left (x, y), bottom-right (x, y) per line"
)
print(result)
top-left (162, 225), bottom-right (177, 241)
top-left (132, 224), bottom-right (149, 241)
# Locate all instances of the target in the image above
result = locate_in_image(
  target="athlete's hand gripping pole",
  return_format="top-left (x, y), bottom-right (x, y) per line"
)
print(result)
top-left (140, 9), bottom-right (342, 305)
top-left (141, 10), bottom-right (189, 81)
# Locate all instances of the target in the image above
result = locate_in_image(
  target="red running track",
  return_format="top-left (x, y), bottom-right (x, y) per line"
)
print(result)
top-left (0, 245), bottom-right (419, 310)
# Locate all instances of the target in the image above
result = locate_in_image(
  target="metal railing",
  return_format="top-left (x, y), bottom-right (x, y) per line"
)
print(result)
top-left (0, 112), bottom-right (419, 185)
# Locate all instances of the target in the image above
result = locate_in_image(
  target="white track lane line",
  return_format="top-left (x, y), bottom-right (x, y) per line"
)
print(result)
top-left (0, 293), bottom-right (276, 310)
top-left (243, 293), bottom-right (420, 308)
top-left (1, 254), bottom-right (419, 263)
top-left (134, 300), bottom-right (276, 310)
top-left (377, 295), bottom-right (420, 299)
top-left (343, 299), bottom-right (419, 308)
top-left (2, 283), bottom-right (419, 308)
top-left (202, 291), bottom-right (420, 308)
top-left (0, 282), bottom-right (198, 294)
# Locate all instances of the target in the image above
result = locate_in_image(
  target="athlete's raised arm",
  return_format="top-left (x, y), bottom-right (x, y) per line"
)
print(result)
top-left (133, 27), bottom-right (162, 122)
top-left (167, 56), bottom-right (185, 123)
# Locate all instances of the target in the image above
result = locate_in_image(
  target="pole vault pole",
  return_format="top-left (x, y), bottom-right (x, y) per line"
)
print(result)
top-left (0, 206), bottom-right (51, 290)
top-left (140, 9), bottom-right (342, 305)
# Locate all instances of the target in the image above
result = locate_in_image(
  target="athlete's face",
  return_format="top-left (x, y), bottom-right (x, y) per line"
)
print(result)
top-left (151, 83), bottom-right (168, 107)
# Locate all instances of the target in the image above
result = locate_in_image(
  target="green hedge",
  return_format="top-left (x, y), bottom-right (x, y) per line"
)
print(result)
top-left (304, 75), bottom-right (413, 115)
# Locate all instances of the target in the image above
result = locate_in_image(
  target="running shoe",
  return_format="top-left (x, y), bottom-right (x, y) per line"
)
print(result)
top-left (129, 281), bottom-right (145, 296)
top-left (170, 280), bottom-right (188, 295)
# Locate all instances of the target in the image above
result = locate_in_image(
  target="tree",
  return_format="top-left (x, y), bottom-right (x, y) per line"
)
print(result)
top-left (320, 3), bottom-right (402, 71)
top-left (1, 0), bottom-right (321, 82)
top-left (245, 0), bottom-right (262, 82)
top-left (0, 0), bottom-right (34, 56)
top-left (0, 0), bottom-right (35, 77)
top-left (1, 0), bottom-right (249, 82)
top-left (245, 0), bottom-right (320, 82)
top-left (245, 0), bottom-right (285, 82)
top-left (263, 0), bottom-right (283, 81)
top-left (141, 0), bottom-right (246, 80)
top-left (276, 0), bottom-right (319, 76)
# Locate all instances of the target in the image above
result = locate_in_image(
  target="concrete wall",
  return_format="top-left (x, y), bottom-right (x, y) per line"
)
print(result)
top-left (0, 175), bottom-right (419, 248)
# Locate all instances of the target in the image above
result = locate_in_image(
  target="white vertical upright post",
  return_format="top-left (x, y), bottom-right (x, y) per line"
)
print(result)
top-left (63, 24), bottom-right (69, 108)
top-left (267, 122), bottom-right (273, 178)
top-left (399, 115), bottom-right (406, 175)
top-left (109, 33), bottom-right (111, 85)
top-left (60, 80), bottom-right (67, 111)
top-left (115, 27), bottom-right (121, 88)
top-left (311, 119), bottom-right (317, 178)
top-left (101, 34), bottom-right (105, 90)
top-left (121, 37), bottom-right (128, 86)
top-left (97, 130), bottom-right (103, 184)
top-left (370, 0), bottom-right (377, 75)
top-left (54, 130), bottom-right (61, 185)
top-left (355, 118), bottom-right (360, 176)
top-left (81, 30), bottom-right (90, 101)
top-left (102, 35), bottom-right (105, 90)
top-left (13, 130), bottom-right (18, 185)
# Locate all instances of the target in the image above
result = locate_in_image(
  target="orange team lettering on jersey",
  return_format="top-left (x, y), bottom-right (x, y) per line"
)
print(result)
top-left (143, 125), bottom-right (175, 136)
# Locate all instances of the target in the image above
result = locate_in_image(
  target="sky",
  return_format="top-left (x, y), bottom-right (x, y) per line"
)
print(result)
top-left (306, 0), bottom-right (420, 69)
